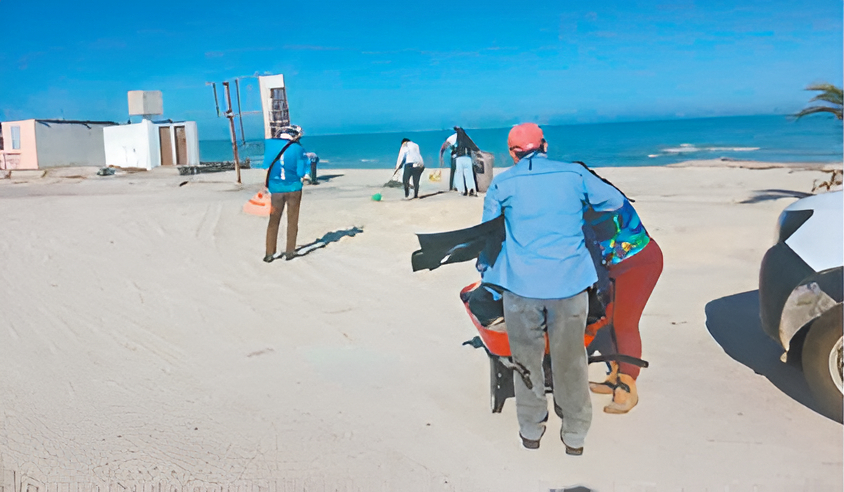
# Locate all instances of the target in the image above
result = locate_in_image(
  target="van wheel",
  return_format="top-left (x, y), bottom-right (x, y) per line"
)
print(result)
top-left (802, 307), bottom-right (843, 423)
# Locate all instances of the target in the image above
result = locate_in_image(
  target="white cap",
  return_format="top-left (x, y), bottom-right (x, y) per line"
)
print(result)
top-left (277, 124), bottom-right (303, 140)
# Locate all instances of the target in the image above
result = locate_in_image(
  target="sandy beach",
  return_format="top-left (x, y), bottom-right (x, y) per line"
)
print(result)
top-left (0, 163), bottom-right (841, 491)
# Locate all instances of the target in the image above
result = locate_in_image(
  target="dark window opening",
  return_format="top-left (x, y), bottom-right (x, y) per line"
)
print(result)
top-left (269, 87), bottom-right (290, 138)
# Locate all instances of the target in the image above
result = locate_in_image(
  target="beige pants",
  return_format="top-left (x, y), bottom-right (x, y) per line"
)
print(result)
top-left (265, 190), bottom-right (302, 256)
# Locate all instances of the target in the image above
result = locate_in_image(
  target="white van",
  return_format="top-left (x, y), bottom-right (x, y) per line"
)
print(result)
top-left (758, 190), bottom-right (843, 421)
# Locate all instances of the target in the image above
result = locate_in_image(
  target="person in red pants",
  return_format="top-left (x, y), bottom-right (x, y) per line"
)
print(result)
top-left (583, 172), bottom-right (663, 414)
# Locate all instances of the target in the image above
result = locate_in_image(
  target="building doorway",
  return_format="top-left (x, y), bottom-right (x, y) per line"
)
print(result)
top-left (159, 127), bottom-right (174, 166)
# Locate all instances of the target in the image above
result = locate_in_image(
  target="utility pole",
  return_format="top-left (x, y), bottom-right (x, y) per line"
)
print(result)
top-left (222, 81), bottom-right (242, 184)
top-left (235, 78), bottom-right (246, 146)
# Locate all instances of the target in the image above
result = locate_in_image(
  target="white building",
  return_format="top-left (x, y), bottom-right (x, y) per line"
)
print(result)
top-left (103, 120), bottom-right (199, 170)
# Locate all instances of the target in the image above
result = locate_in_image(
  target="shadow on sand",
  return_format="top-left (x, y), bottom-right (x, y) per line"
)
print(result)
top-left (312, 173), bottom-right (344, 183)
top-left (704, 290), bottom-right (830, 419)
top-left (288, 226), bottom-right (364, 259)
top-left (739, 189), bottom-right (812, 204)
top-left (417, 191), bottom-right (447, 200)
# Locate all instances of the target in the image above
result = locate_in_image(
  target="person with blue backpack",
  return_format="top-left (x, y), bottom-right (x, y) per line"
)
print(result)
top-left (263, 125), bottom-right (310, 263)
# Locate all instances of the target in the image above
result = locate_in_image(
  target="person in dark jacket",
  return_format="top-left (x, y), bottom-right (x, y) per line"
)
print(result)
top-left (441, 127), bottom-right (480, 195)
top-left (453, 127), bottom-right (480, 195)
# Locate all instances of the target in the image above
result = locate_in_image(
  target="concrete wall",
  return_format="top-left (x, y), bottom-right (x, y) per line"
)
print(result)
top-left (34, 121), bottom-right (111, 168)
top-left (183, 121), bottom-right (200, 166)
top-left (0, 119), bottom-right (37, 170)
top-left (103, 120), bottom-right (160, 170)
top-left (128, 90), bottom-right (163, 117)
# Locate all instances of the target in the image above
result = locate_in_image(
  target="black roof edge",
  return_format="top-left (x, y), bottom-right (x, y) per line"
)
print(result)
top-left (35, 119), bottom-right (119, 127)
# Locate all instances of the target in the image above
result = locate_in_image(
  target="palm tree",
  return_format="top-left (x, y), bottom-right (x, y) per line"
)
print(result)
top-left (794, 83), bottom-right (843, 120)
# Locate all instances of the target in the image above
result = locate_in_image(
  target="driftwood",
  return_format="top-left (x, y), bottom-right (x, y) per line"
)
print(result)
top-left (812, 169), bottom-right (843, 192)
top-left (179, 159), bottom-right (252, 176)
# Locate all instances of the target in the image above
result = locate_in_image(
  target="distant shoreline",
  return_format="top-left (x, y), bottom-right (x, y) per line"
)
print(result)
top-left (666, 158), bottom-right (843, 170)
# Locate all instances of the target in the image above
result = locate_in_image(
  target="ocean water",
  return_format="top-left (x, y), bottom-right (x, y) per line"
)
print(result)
top-left (199, 115), bottom-right (843, 169)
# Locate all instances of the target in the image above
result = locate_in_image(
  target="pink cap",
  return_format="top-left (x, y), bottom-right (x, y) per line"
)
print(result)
top-left (507, 123), bottom-right (544, 152)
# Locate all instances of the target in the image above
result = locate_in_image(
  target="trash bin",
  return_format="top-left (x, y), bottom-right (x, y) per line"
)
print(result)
top-left (472, 151), bottom-right (494, 193)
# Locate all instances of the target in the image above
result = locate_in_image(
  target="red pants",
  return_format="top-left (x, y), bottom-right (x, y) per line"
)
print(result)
top-left (608, 239), bottom-right (663, 379)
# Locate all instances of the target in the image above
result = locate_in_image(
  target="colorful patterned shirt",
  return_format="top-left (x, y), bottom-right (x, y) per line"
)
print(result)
top-left (585, 199), bottom-right (650, 266)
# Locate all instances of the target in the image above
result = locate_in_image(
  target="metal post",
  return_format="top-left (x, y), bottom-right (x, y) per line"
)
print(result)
top-left (222, 81), bottom-right (241, 184)
top-left (208, 82), bottom-right (220, 117)
top-left (235, 78), bottom-right (246, 146)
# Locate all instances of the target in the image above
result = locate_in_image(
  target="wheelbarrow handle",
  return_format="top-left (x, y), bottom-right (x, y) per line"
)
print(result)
top-left (587, 353), bottom-right (649, 368)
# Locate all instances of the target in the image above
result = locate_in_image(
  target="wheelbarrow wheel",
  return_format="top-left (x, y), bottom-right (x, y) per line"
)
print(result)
top-left (489, 355), bottom-right (515, 413)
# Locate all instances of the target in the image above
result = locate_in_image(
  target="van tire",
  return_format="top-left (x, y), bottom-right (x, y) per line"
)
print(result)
top-left (802, 306), bottom-right (843, 423)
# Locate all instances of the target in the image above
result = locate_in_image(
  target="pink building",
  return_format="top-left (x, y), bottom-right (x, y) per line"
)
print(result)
top-left (0, 119), bottom-right (116, 170)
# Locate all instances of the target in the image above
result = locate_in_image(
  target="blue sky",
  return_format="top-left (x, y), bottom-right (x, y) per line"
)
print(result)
top-left (1, 0), bottom-right (841, 138)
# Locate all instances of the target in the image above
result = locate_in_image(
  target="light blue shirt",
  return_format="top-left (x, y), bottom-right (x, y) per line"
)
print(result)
top-left (264, 139), bottom-right (309, 193)
top-left (481, 153), bottom-right (625, 299)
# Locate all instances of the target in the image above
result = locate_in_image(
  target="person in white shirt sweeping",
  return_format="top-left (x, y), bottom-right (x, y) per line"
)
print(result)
top-left (395, 138), bottom-right (425, 199)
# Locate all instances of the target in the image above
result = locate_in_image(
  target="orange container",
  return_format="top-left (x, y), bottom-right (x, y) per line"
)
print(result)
top-left (460, 282), bottom-right (610, 357)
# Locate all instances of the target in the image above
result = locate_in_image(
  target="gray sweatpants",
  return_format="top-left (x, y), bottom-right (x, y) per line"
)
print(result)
top-left (503, 289), bottom-right (591, 448)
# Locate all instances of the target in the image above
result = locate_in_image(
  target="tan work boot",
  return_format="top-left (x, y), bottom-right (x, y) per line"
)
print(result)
top-left (589, 361), bottom-right (618, 395)
top-left (604, 374), bottom-right (638, 414)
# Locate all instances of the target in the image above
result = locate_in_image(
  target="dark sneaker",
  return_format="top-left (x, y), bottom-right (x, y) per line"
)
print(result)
top-left (519, 420), bottom-right (546, 450)
top-left (284, 252), bottom-right (298, 261)
top-left (520, 434), bottom-right (541, 450)
top-left (562, 438), bottom-right (584, 456)
top-left (263, 255), bottom-right (274, 263)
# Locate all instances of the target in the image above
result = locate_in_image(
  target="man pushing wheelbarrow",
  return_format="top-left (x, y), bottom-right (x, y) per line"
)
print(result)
top-left (411, 123), bottom-right (661, 455)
